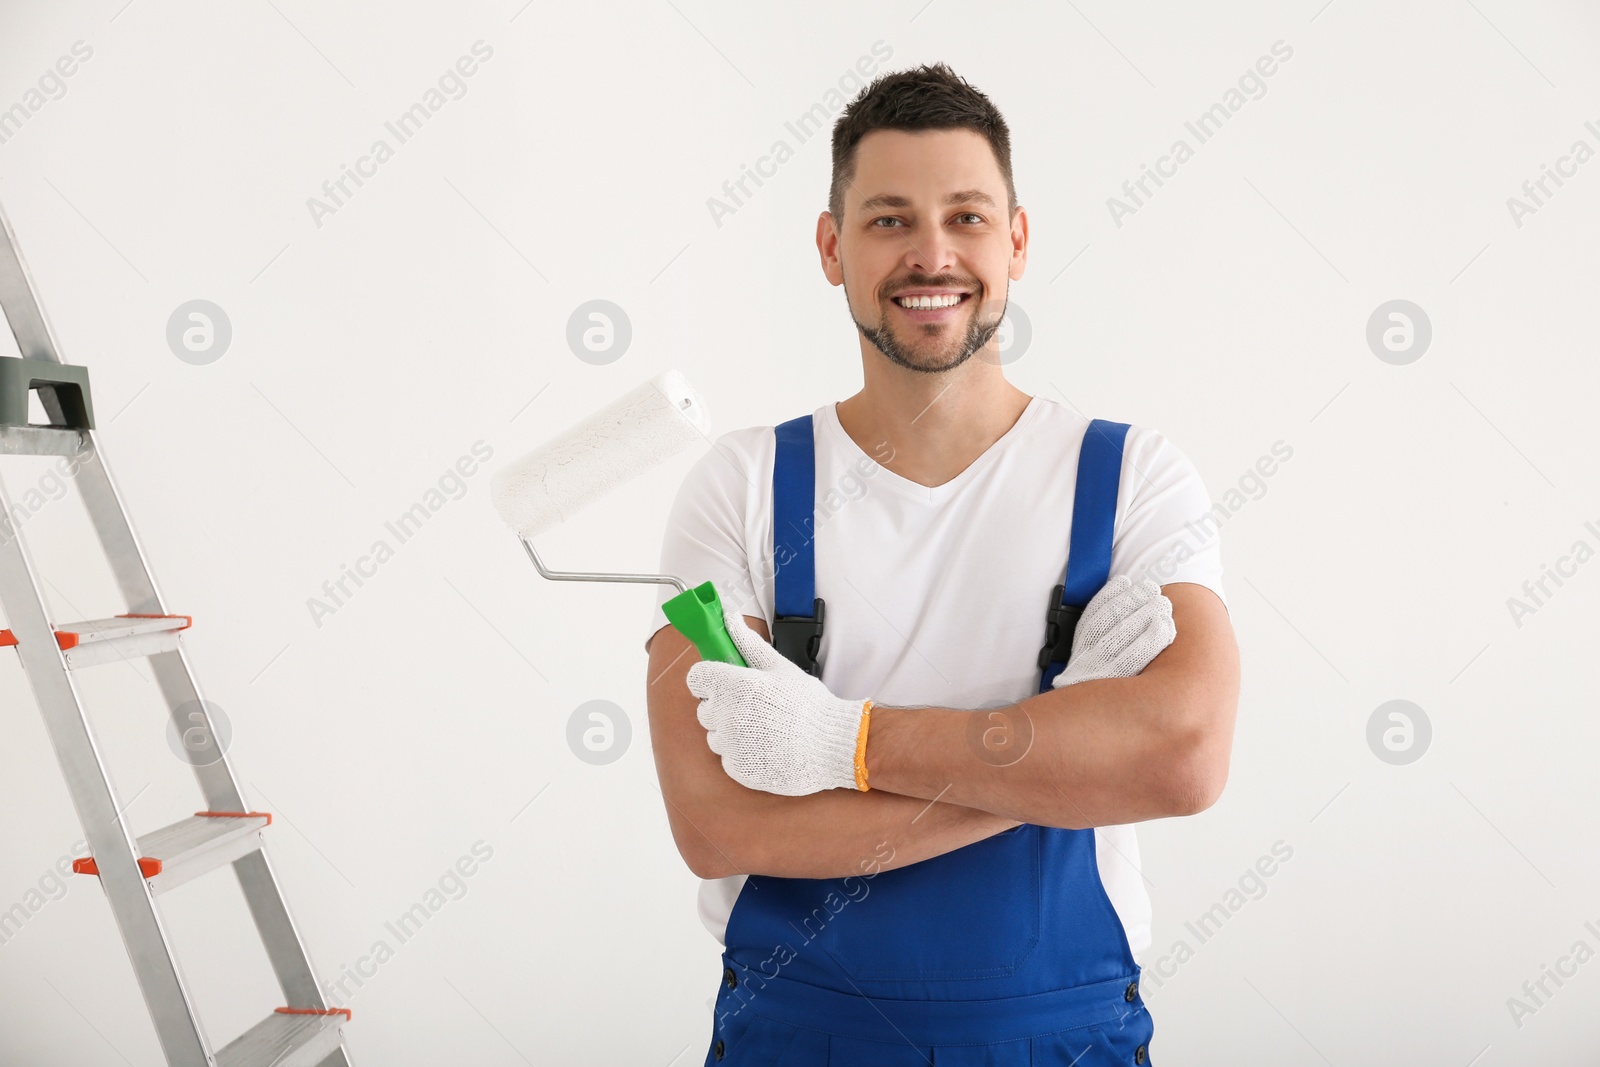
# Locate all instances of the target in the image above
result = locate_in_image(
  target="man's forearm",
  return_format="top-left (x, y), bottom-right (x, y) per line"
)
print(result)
top-left (682, 783), bottom-right (1020, 881)
top-left (863, 672), bottom-right (1200, 830)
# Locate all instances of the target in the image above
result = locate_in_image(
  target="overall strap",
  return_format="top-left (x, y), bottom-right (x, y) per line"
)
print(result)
top-left (1038, 419), bottom-right (1132, 692)
top-left (772, 414), bottom-right (825, 676)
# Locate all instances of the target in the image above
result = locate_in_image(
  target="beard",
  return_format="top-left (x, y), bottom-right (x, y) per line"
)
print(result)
top-left (847, 273), bottom-right (1006, 375)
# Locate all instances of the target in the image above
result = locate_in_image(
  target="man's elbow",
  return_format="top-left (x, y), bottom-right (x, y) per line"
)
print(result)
top-left (684, 850), bottom-right (725, 881)
top-left (1165, 716), bottom-right (1234, 816)
top-left (1167, 757), bottom-right (1228, 816)
top-left (683, 838), bottom-right (738, 880)
top-left (665, 800), bottom-right (747, 880)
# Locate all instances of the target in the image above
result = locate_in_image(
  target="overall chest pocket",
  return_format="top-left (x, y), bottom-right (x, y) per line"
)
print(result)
top-left (818, 824), bottom-right (1042, 982)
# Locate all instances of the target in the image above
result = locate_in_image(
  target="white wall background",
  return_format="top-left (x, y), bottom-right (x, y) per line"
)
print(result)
top-left (1, 0), bottom-right (1597, 1063)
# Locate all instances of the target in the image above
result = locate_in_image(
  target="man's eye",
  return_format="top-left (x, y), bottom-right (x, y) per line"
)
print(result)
top-left (956, 212), bottom-right (984, 224)
top-left (871, 217), bottom-right (902, 228)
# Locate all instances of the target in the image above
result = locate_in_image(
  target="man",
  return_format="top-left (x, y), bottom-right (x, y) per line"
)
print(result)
top-left (644, 62), bottom-right (1239, 1065)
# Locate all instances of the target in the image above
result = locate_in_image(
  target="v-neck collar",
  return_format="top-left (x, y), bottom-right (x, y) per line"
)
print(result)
top-left (817, 396), bottom-right (1042, 505)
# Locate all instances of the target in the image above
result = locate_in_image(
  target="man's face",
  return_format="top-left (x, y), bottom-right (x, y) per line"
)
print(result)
top-left (820, 128), bottom-right (1026, 375)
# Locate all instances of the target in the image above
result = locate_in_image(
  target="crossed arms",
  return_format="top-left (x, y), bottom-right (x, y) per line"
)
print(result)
top-left (643, 582), bottom-right (1238, 881)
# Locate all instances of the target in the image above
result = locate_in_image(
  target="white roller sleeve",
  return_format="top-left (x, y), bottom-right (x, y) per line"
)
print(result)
top-left (490, 369), bottom-right (712, 539)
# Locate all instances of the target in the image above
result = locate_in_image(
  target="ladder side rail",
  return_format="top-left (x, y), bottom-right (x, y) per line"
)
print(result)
top-left (68, 437), bottom-right (249, 808)
top-left (144, 650), bottom-right (332, 1010)
top-left (58, 435), bottom-right (164, 614)
top-left (233, 850), bottom-right (345, 1018)
top-left (0, 203), bottom-right (63, 365)
top-left (74, 432), bottom-right (342, 1018)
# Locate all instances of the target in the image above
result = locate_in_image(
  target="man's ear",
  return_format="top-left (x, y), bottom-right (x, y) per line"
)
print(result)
top-left (1008, 204), bottom-right (1029, 282)
top-left (817, 212), bottom-right (844, 286)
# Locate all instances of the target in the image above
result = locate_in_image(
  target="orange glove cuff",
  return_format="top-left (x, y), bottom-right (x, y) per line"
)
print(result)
top-left (853, 699), bottom-right (873, 791)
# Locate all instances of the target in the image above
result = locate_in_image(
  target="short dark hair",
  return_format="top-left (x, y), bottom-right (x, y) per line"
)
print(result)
top-left (828, 62), bottom-right (1016, 225)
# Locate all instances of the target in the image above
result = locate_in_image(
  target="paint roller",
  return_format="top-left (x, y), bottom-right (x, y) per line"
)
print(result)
top-left (489, 369), bottom-right (748, 667)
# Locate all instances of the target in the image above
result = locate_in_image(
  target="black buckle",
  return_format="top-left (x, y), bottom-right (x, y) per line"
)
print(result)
top-left (772, 597), bottom-right (825, 677)
top-left (1037, 584), bottom-right (1084, 670)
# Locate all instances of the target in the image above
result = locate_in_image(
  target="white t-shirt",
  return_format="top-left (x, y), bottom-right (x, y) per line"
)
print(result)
top-left (645, 394), bottom-right (1228, 967)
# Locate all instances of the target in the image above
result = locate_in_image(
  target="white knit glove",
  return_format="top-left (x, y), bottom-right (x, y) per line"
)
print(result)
top-left (687, 600), bottom-right (871, 796)
top-left (1052, 574), bottom-right (1176, 688)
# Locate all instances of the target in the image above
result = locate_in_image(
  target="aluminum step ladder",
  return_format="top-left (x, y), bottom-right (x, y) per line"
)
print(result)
top-left (0, 199), bottom-right (353, 1066)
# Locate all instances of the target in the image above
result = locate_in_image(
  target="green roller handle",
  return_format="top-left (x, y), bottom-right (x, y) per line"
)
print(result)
top-left (661, 581), bottom-right (748, 667)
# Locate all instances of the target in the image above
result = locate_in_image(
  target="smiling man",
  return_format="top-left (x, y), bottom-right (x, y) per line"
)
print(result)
top-left (645, 62), bottom-right (1239, 1065)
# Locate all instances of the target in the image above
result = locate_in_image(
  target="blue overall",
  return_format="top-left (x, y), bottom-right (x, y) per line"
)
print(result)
top-left (702, 415), bottom-right (1153, 1066)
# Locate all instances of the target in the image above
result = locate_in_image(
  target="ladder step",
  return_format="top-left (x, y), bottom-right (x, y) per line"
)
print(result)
top-left (72, 811), bottom-right (271, 895)
top-left (0, 423), bottom-right (85, 457)
top-left (0, 612), bottom-right (192, 668)
top-left (215, 1007), bottom-right (351, 1067)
